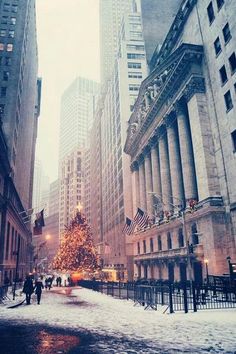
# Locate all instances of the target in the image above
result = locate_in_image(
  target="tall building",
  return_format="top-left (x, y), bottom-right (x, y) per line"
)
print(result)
top-left (34, 179), bottom-right (60, 272)
top-left (59, 77), bottom-right (99, 163)
top-left (59, 148), bottom-right (84, 238)
top-left (90, 11), bottom-right (148, 280)
top-left (58, 77), bottom-right (99, 236)
top-left (124, 0), bottom-right (236, 281)
top-left (99, 0), bottom-right (134, 85)
top-left (0, 0), bottom-right (40, 283)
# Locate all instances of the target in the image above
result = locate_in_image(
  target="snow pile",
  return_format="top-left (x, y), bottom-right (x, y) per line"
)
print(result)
top-left (0, 286), bottom-right (235, 353)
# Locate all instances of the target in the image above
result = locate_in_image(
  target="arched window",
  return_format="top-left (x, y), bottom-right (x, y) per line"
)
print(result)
top-left (167, 232), bottom-right (172, 249)
top-left (178, 228), bottom-right (184, 247)
top-left (157, 235), bottom-right (162, 251)
top-left (191, 223), bottom-right (199, 245)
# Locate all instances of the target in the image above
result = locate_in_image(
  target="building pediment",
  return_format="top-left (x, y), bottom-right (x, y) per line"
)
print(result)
top-left (124, 43), bottom-right (204, 156)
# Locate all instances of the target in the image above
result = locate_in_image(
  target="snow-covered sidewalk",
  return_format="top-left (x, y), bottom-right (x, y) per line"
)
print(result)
top-left (0, 286), bottom-right (235, 353)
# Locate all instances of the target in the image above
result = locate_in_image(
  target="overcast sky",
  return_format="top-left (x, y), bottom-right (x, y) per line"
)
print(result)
top-left (35, 0), bottom-right (100, 182)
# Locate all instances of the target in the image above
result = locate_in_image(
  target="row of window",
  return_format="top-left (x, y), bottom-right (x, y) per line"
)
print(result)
top-left (0, 29), bottom-right (14, 37)
top-left (5, 221), bottom-right (24, 262)
top-left (1, 16), bottom-right (16, 25)
top-left (219, 52), bottom-right (236, 85)
top-left (214, 23), bottom-right (232, 56)
top-left (0, 42), bottom-right (13, 51)
top-left (137, 226), bottom-right (199, 254)
top-left (207, 0), bottom-right (224, 25)
top-left (2, 3), bottom-right (18, 13)
top-left (127, 53), bottom-right (145, 60)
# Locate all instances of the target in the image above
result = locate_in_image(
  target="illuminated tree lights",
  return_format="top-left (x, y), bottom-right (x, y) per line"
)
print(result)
top-left (52, 211), bottom-right (100, 273)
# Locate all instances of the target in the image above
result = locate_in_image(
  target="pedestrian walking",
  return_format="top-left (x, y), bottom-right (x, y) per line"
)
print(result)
top-left (58, 276), bottom-right (62, 287)
top-left (34, 278), bottom-right (44, 305)
top-left (22, 276), bottom-right (34, 305)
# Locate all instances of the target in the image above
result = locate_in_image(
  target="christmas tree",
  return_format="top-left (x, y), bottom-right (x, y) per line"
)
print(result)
top-left (52, 208), bottom-right (100, 273)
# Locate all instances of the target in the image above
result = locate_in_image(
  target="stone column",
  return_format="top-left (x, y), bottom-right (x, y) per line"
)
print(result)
top-left (138, 156), bottom-right (147, 211)
top-left (184, 77), bottom-right (221, 200)
top-left (166, 113), bottom-right (185, 206)
top-left (144, 147), bottom-right (153, 216)
top-left (176, 101), bottom-right (198, 202)
top-left (158, 126), bottom-right (172, 211)
top-left (131, 161), bottom-right (140, 217)
top-left (150, 137), bottom-right (162, 198)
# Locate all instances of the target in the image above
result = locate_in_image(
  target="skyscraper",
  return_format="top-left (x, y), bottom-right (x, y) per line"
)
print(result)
top-left (58, 77), bottom-right (99, 236)
top-left (99, 0), bottom-right (134, 85)
top-left (59, 77), bottom-right (99, 163)
top-left (0, 0), bottom-right (39, 208)
top-left (0, 0), bottom-right (40, 282)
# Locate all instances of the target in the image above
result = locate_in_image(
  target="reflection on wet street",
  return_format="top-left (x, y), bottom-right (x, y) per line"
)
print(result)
top-left (0, 322), bottom-right (96, 354)
top-left (36, 330), bottom-right (80, 354)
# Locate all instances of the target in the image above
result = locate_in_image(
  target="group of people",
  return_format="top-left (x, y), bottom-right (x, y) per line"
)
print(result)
top-left (22, 274), bottom-right (68, 305)
top-left (22, 276), bottom-right (44, 305)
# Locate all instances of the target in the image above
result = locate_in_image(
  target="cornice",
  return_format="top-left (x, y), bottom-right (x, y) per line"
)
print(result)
top-left (124, 44), bottom-right (204, 157)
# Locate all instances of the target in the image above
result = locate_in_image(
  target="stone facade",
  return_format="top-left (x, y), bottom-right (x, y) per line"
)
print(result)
top-left (124, 0), bottom-right (236, 281)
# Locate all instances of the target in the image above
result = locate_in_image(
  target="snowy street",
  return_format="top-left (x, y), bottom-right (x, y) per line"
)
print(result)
top-left (0, 287), bottom-right (236, 353)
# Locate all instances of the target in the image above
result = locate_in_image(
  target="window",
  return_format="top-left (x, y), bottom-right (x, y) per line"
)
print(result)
top-left (127, 44), bottom-right (144, 51)
top-left (0, 30), bottom-right (7, 37)
top-left (223, 23), bottom-right (231, 44)
top-left (0, 43), bottom-right (4, 51)
top-left (1, 16), bottom-right (8, 24)
top-left (229, 53), bottom-right (236, 74)
top-left (9, 30), bottom-right (14, 38)
top-left (178, 229), bottom-right (184, 247)
top-left (137, 242), bottom-right (140, 254)
top-left (231, 130), bottom-right (236, 152)
top-left (1, 87), bottom-right (7, 97)
top-left (128, 72), bottom-right (142, 79)
top-left (143, 240), bottom-right (146, 254)
top-left (224, 90), bottom-right (233, 111)
top-left (10, 17), bottom-right (16, 25)
top-left (219, 65), bottom-right (228, 85)
top-left (3, 71), bottom-right (9, 81)
top-left (12, 5), bottom-right (18, 13)
top-left (6, 43), bottom-right (13, 51)
top-left (0, 104), bottom-right (5, 119)
top-left (3, 4), bottom-right (10, 12)
top-left (129, 84), bottom-right (140, 91)
top-left (127, 53), bottom-right (145, 59)
top-left (5, 57), bottom-right (11, 65)
top-left (191, 223), bottom-right (199, 245)
top-left (207, 2), bottom-right (215, 24)
top-left (128, 62), bottom-right (141, 69)
top-left (167, 232), bottom-right (172, 249)
top-left (216, 0), bottom-right (224, 10)
top-left (157, 235), bottom-right (162, 253)
top-left (150, 238), bottom-right (153, 252)
top-left (214, 37), bottom-right (221, 56)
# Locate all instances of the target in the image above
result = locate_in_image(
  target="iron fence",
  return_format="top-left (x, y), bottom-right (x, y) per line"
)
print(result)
top-left (78, 279), bottom-right (236, 314)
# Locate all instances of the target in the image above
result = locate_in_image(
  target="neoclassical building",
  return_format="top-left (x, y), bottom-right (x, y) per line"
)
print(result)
top-left (124, 0), bottom-right (236, 282)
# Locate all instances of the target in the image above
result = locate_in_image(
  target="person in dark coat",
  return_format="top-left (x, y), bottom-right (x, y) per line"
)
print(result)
top-left (34, 278), bottom-right (44, 304)
top-left (23, 276), bottom-right (34, 305)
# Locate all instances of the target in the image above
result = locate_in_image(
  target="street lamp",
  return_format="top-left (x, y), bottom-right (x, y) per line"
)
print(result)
top-left (204, 259), bottom-right (209, 284)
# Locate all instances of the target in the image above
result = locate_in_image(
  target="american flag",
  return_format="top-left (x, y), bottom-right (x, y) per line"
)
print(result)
top-left (122, 217), bottom-right (135, 235)
top-left (134, 208), bottom-right (149, 228)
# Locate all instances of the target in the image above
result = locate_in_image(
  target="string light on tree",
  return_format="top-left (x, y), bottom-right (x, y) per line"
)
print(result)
top-left (52, 205), bottom-right (100, 274)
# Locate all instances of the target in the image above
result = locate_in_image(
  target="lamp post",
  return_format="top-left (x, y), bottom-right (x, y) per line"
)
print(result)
top-left (204, 259), bottom-right (209, 284)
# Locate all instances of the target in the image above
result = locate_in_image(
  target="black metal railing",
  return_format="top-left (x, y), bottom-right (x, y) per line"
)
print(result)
top-left (78, 279), bottom-right (236, 314)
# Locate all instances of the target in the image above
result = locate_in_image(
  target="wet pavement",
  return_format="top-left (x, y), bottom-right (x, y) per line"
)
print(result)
top-left (0, 320), bottom-right (163, 354)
